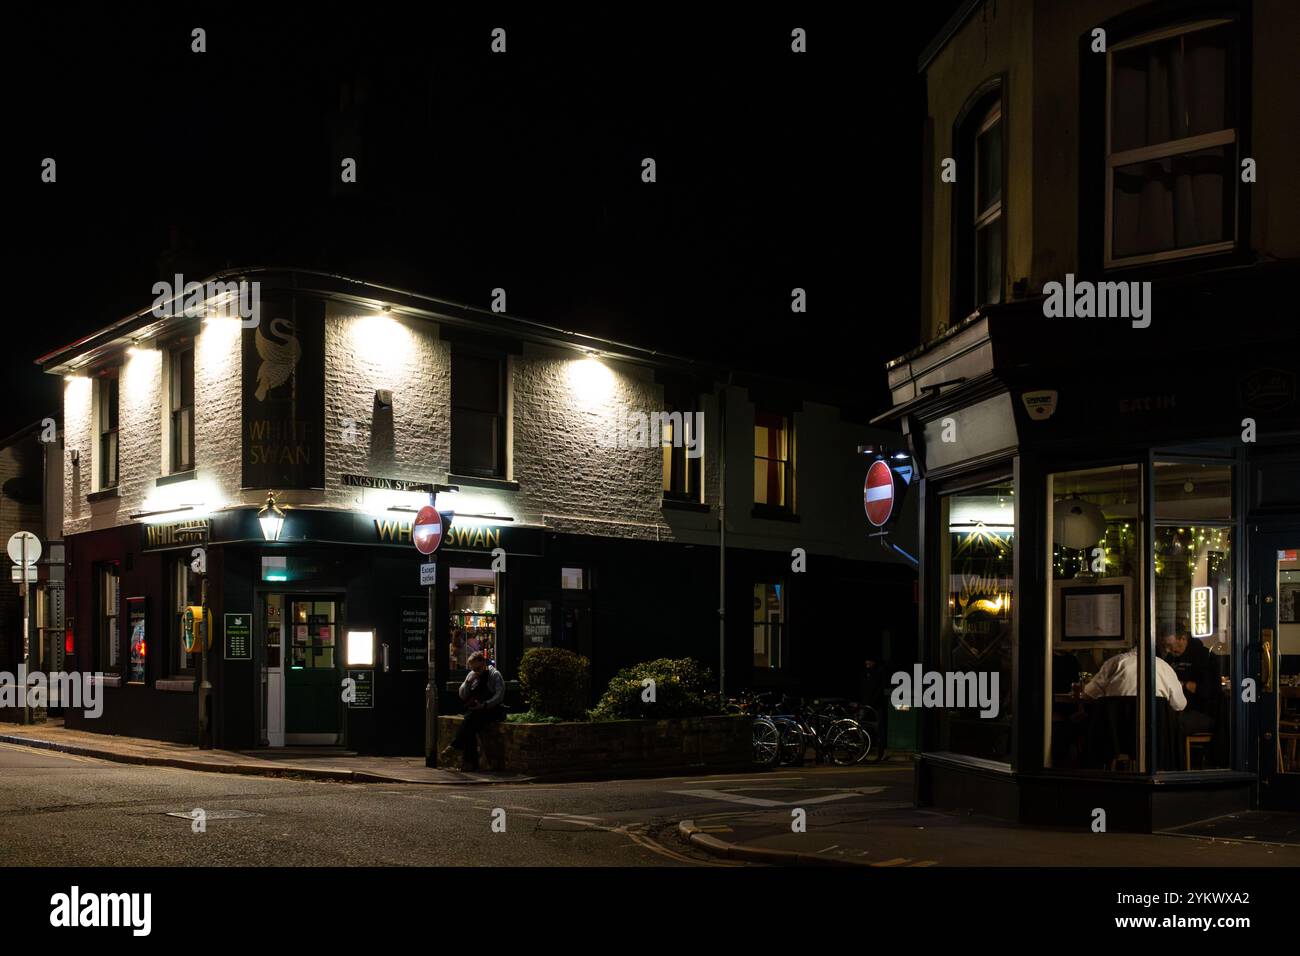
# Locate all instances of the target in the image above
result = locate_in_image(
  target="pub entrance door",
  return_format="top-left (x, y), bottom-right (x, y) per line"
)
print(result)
top-left (262, 593), bottom-right (343, 746)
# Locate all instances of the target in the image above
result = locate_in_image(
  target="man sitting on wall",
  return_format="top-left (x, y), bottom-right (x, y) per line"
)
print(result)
top-left (447, 651), bottom-right (506, 772)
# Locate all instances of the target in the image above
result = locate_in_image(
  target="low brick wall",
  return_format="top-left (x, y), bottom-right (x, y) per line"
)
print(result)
top-left (436, 714), bottom-right (751, 777)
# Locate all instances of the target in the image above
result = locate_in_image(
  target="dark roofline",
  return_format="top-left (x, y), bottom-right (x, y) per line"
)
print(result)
top-left (33, 266), bottom-right (851, 407)
top-left (917, 0), bottom-right (984, 73)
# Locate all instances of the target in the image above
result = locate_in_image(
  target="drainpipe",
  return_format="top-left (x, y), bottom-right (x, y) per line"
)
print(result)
top-left (718, 377), bottom-right (730, 698)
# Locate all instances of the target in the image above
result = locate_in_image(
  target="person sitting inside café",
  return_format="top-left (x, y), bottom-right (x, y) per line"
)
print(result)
top-left (1080, 646), bottom-right (1185, 769)
top-left (1159, 621), bottom-right (1221, 766)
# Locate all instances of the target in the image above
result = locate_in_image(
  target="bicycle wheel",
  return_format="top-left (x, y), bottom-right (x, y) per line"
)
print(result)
top-left (827, 719), bottom-right (870, 766)
top-left (752, 717), bottom-right (782, 767)
top-left (774, 718), bottom-right (807, 766)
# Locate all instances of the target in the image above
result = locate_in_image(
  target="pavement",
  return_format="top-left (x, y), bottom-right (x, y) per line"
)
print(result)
top-left (0, 720), bottom-right (526, 785)
top-left (4, 723), bottom-right (1299, 867)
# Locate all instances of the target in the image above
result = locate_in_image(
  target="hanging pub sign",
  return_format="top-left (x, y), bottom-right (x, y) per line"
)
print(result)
top-left (242, 296), bottom-right (325, 490)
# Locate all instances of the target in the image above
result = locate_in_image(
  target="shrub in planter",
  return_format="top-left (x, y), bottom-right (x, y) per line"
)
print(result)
top-left (518, 647), bottom-right (591, 720)
top-left (590, 657), bottom-right (720, 720)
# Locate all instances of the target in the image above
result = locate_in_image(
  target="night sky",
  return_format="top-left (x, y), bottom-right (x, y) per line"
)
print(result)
top-left (8, 4), bottom-right (963, 438)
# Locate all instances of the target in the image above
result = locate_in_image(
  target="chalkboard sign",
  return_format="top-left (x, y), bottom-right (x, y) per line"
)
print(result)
top-left (399, 597), bottom-right (428, 671)
top-left (127, 597), bottom-right (147, 683)
top-left (346, 669), bottom-right (374, 709)
top-left (224, 613), bottom-right (252, 661)
top-left (524, 600), bottom-right (551, 646)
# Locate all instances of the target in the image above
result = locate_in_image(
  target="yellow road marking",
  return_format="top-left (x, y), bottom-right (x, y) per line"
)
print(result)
top-left (870, 857), bottom-right (911, 867)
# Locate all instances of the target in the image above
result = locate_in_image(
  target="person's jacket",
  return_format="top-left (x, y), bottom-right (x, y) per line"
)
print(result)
top-left (459, 665), bottom-right (505, 709)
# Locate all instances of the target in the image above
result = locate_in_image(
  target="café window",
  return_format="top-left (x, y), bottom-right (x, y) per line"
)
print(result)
top-left (1047, 464), bottom-right (1143, 772)
top-left (97, 563), bottom-right (121, 675)
top-left (754, 411), bottom-right (792, 510)
top-left (172, 555), bottom-right (199, 675)
top-left (449, 566), bottom-right (498, 672)
top-left (1153, 461), bottom-right (1234, 771)
top-left (935, 481), bottom-right (1014, 762)
top-left (753, 583), bottom-right (786, 670)
top-left (170, 342), bottom-right (195, 473)
top-left (450, 348), bottom-right (507, 479)
top-left (662, 408), bottom-right (701, 501)
top-left (1106, 18), bottom-right (1238, 265)
top-left (98, 370), bottom-right (120, 490)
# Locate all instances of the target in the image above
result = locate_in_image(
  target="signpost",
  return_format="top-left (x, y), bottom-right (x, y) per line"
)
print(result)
top-left (7, 532), bottom-right (41, 725)
top-left (415, 502), bottom-right (445, 767)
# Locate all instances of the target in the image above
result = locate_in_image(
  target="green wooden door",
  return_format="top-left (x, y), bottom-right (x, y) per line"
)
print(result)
top-left (285, 599), bottom-right (340, 737)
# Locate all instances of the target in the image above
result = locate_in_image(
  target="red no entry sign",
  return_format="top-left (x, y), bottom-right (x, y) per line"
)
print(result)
top-left (413, 505), bottom-right (444, 555)
top-left (864, 460), bottom-right (895, 527)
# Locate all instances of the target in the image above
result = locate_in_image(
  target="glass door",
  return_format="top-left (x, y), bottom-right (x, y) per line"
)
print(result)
top-left (285, 597), bottom-right (341, 744)
top-left (1261, 541), bottom-right (1300, 807)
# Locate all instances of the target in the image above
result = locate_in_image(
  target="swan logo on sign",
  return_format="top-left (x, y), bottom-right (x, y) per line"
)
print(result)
top-left (864, 460), bottom-right (896, 528)
top-left (413, 506), bottom-right (444, 555)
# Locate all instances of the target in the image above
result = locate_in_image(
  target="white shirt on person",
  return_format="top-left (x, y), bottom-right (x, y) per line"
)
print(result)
top-left (1081, 648), bottom-right (1186, 712)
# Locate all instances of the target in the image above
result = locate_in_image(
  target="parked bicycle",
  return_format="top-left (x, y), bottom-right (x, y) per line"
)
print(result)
top-left (766, 694), bottom-right (871, 766)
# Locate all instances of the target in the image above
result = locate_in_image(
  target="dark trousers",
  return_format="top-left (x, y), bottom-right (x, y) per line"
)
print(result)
top-left (453, 705), bottom-right (503, 768)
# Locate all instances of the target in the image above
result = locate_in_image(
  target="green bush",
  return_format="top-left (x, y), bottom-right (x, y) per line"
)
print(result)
top-left (506, 710), bottom-right (564, 724)
top-left (517, 647), bottom-right (591, 720)
top-left (590, 657), bottom-right (720, 720)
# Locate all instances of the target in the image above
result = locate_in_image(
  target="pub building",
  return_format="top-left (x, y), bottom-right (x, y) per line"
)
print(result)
top-left (37, 268), bottom-right (916, 755)
top-left (877, 0), bottom-right (1300, 829)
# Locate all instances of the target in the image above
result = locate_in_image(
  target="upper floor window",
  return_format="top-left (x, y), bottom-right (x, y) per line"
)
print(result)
top-left (98, 370), bottom-right (119, 489)
top-left (974, 102), bottom-right (1004, 308)
top-left (170, 342), bottom-right (195, 472)
top-left (1106, 18), bottom-right (1238, 266)
top-left (662, 403), bottom-right (701, 502)
top-left (754, 411), bottom-right (793, 511)
top-left (450, 347), bottom-right (507, 478)
top-left (951, 82), bottom-right (1005, 322)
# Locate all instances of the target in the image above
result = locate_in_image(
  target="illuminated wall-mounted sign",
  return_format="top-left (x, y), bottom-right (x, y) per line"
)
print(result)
top-left (1191, 586), bottom-right (1214, 638)
top-left (346, 630), bottom-right (375, 667)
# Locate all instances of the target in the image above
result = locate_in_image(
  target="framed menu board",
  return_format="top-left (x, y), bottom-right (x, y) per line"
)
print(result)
top-left (1053, 578), bottom-right (1131, 649)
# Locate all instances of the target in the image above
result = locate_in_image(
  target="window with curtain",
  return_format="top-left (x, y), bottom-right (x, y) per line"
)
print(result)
top-left (753, 583), bottom-right (785, 670)
top-left (753, 411), bottom-right (792, 510)
top-left (1106, 19), bottom-right (1238, 265)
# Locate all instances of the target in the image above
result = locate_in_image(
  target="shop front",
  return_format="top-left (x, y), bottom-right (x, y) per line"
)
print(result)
top-left (65, 505), bottom-right (546, 755)
top-left (879, 284), bottom-right (1299, 830)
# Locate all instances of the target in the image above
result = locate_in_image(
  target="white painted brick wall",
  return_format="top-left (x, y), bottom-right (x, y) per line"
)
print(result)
top-left (59, 298), bottom-right (912, 566)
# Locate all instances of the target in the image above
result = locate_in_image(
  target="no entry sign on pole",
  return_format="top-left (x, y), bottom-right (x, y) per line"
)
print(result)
top-left (864, 460), bottom-right (896, 527)
top-left (412, 505), bottom-right (444, 555)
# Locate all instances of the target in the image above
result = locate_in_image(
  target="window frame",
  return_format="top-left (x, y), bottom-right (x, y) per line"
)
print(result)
top-left (973, 101), bottom-right (1004, 308)
top-left (171, 554), bottom-right (199, 677)
top-left (1103, 17), bottom-right (1240, 268)
top-left (169, 340), bottom-right (196, 473)
top-left (661, 403), bottom-right (702, 503)
top-left (752, 581), bottom-right (787, 671)
top-left (97, 562), bottom-right (122, 676)
top-left (949, 77), bottom-right (1007, 324)
top-left (449, 345), bottom-right (508, 480)
top-left (98, 369), bottom-right (120, 490)
top-left (752, 409), bottom-right (794, 514)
